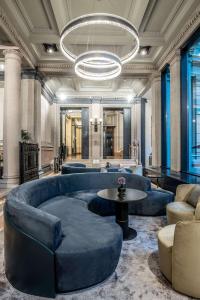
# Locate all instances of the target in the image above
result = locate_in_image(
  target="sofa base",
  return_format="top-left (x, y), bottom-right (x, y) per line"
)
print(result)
top-left (4, 212), bottom-right (56, 299)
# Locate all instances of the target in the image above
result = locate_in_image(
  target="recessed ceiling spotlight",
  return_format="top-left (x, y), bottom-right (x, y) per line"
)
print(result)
top-left (139, 46), bottom-right (151, 56)
top-left (58, 94), bottom-right (66, 100)
top-left (127, 95), bottom-right (133, 102)
top-left (43, 43), bottom-right (58, 54)
top-left (0, 64), bottom-right (4, 71)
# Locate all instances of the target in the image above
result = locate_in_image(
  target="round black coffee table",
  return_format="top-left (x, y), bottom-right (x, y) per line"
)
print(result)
top-left (97, 188), bottom-right (147, 241)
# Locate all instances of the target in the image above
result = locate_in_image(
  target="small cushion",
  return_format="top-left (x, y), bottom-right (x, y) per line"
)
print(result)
top-left (100, 167), bottom-right (107, 173)
top-left (110, 164), bottom-right (120, 168)
top-left (167, 202), bottom-right (195, 225)
top-left (186, 185), bottom-right (200, 208)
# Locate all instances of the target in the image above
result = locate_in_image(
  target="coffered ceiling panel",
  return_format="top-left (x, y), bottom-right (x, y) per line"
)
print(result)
top-left (68, 0), bottom-right (133, 20)
top-left (45, 75), bottom-right (147, 98)
top-left (15, 0), bottom-right (58, 33)
top-left (144, 0), bottom-right (178, 32)
top-left (0, 0), bottom-right (199, 97)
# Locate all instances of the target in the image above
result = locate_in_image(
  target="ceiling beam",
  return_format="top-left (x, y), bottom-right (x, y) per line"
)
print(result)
top-left (50, 0), bottom-right (70, 33)
top-left (128, 0), bottom-right (150, 30)
top-left (29, 32), bottom-right (164, 47)
top-left (139, 0), bottom-right (157, 32)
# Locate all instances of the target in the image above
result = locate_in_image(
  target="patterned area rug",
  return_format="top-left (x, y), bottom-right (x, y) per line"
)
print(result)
top-left (0, 216), bottom-right (192, 300)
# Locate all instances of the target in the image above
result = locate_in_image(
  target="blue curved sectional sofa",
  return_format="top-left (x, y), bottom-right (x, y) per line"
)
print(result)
top-left (61, 163), bottom-right (133, 174)
top-left (4, 172), bottom-right (173, 298)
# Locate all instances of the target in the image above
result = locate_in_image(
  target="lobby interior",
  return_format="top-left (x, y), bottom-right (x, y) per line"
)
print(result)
top-left (0, 0), bottom-right (200, 299)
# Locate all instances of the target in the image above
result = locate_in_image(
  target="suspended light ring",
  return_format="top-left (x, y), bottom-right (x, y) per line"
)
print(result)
top-left (75, 51), bottom-right (122, 81)
top-left (60, 13), bottom-right (139, 67)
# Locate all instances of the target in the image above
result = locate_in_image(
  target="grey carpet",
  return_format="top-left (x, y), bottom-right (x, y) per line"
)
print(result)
top-left (0, 216), bottom-right (193, 300)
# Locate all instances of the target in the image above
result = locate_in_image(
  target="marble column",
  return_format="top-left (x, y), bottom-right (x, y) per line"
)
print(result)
top-left (90, 102), bottom-right (102, 159)
top-left (170, 50), bottom-right (181, 172)
top-left (50, 103), bottom-right (57, 156)
top-left (55, 104), bottom-right (60, 156)
top-left (20, 76), bottom-right (35, 139)
top-left (34, 78), bottom-right (42, 174)
top-left (151, 73), bottom-right (161, 167)
top-left (1, 49), bottom-right (22, 187)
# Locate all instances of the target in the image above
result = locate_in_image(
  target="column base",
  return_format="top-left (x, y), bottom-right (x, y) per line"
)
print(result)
top-left (0, 177), bottom-right (19, 189)
top-left (39, 169), bottom-right (44, 178)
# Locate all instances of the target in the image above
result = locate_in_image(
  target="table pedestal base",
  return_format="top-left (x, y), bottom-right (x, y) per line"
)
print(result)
top-left (124, 228), bottom-right (137, 241)
top-left (116, 202), bottom-right (137, 241)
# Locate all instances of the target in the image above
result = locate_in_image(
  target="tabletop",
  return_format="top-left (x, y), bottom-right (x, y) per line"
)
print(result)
top-left (97, 188), bottom-right (147, 203)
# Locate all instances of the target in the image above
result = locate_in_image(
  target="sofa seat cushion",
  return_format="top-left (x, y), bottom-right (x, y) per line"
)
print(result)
top-left (65, 189), bottom-right (100, 204)
top-left (167, 202), bottom-right (195, 225)
top-left (38, 196), bottom-right (87, 226)
top-left (158, 224), bottom-right (175, 282)
top-left (38, 195), bottom-right (122, 293)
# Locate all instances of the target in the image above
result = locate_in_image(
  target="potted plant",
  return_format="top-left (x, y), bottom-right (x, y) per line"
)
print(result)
top-left (21, 130), bottom-right (31, 143)
top-left (117, 176), bottom-right (126, 196)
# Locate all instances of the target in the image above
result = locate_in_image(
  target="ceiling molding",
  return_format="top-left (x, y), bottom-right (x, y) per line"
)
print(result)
top-left (38, 62), bottom-right (157, 76)
top-left (157, 4), bottom-right (200, 70)
top-left (128, 0), bottom-right (149, 30)
top-left (0, 7), bottom-right (36, 67)
top-left (54, 96), bottom-right (142, 105)
top-left (50, 0), bottom-right (70, 33)
top-left (139, 0), bottom-right (157, 32)
top-left (160, 0), bottom-right (184, 35)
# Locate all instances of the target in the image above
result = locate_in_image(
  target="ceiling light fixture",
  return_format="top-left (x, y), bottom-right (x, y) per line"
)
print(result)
top-left (60, 13), bottom-right (139, 80)
top-left (58, 94), bottom-right (66, 100)
top-left (75, 51), bottom-right (122, 80)
top-left (0, 64), bottom-right (4, 71)
top-left (43, 43), bottom-right (58, 54)
top-left (139, 46), bottom-right (150, 56)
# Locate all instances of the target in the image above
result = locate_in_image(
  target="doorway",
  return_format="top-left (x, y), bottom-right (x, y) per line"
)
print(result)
top-left (65, 110), bottom-right (82, 159)
top-left (60, 107), bottom-right (89, 160)
top-left (103, 108), bottom-right (124, 159)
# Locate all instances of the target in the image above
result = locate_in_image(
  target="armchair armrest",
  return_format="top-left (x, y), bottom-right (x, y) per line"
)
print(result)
top-left (175, 184), bottom-right (196, 202)
top-left (4, 200), bottom-right (63, 251)
top-left (172, 220), bottom-right (200, 298)
top-left (195, 197), bottom-right (200, 220)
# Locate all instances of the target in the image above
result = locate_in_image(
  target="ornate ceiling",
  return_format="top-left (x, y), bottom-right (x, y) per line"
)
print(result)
top-left (0, 0), bottom-right (199, 98)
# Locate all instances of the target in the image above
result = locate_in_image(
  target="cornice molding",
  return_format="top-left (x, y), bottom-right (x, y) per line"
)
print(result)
top-left (157, 5), bottom-right (200, 70)
top-left (0, 7), bottom-right (36, 68)
top-left (41, 85), bottom-right (54, 105)
top-left (55, 96), bottom-right (144, 105)
top-left (38, 62), bottom-right (157, 75)
top-left (21, 68), bottom-right (55, 104)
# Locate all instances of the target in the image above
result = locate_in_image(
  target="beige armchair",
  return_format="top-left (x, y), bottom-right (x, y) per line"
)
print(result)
top-left (158, 211), bottom-right (200, 298)
top-left (166, 184), bottom-right (200, 224)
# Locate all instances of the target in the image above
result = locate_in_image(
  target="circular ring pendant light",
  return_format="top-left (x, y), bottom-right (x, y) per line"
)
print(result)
top-left (75, 51), bottom-right (122, 81)
top-left (60, 13), bottom-right (139, 80)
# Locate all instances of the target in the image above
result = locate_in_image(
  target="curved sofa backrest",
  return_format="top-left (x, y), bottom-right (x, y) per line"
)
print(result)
top-left (62, 166), bottom-right (101, 174)
top-left (5, 173), bottom-right (151, 250)
top-left (63, 163), bottom-right (86, 168)
top-left (59, 172), bottom-right (151, 194)
top-left (7, 172), bottom-right (151, 208)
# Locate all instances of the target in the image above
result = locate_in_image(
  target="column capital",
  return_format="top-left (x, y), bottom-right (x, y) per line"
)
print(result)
top-left (151, 72), bottom-right (161, 84)
top-left (3, 49), bottom-right (22, 61)
top-left (169, 49), bottom-right (181, 65)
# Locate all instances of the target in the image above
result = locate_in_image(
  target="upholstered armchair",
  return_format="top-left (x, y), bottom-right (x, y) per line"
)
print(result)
top-left (158, 210), bottom-right (200, 298)
top-left (166, 184), bottom-right (200, 224)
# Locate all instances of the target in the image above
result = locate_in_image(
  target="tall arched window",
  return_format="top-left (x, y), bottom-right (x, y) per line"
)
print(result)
top-left (161, 65), bottom-right (171, 169)
top-left (181, 29), bottom-right (200, 175)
